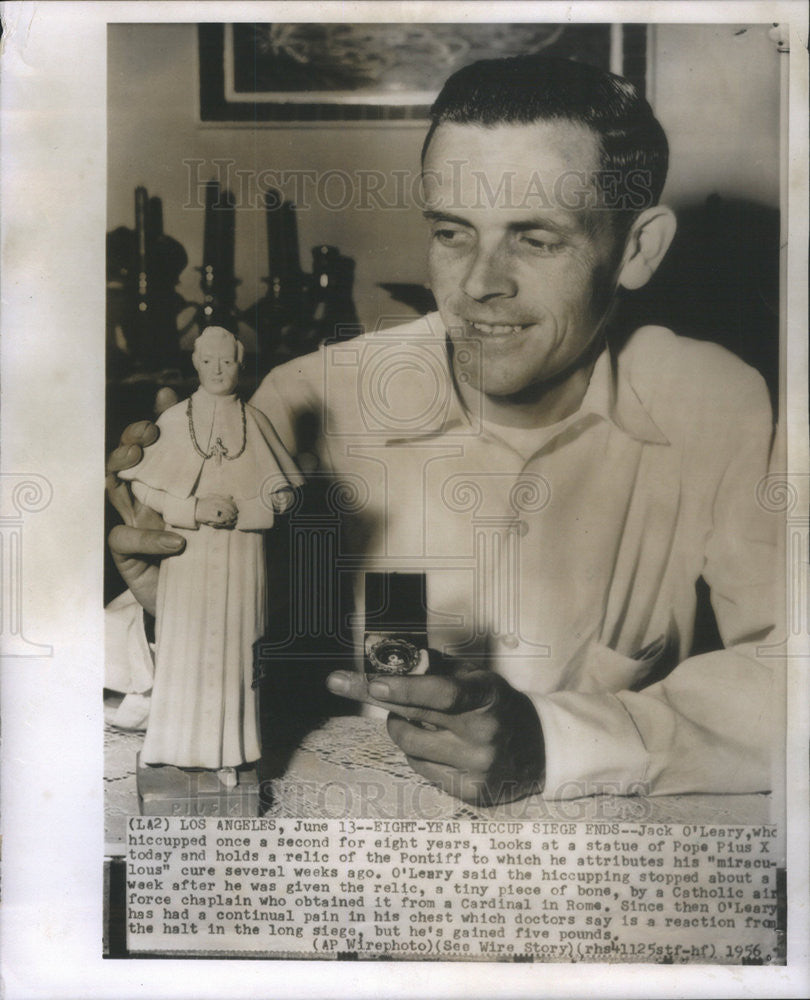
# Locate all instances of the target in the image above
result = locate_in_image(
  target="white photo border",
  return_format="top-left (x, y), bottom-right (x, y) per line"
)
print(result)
top-left (1, 2), bottom-right (807, 998)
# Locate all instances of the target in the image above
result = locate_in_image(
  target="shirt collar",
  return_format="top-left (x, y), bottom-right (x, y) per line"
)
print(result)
top-left (380, 313), bottom-right (668, 447)
top-left (584, 348), bottom-right (670, 445)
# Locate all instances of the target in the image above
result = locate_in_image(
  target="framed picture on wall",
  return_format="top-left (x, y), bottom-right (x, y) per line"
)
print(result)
top-left (198, 22), bottom-right (648, 123)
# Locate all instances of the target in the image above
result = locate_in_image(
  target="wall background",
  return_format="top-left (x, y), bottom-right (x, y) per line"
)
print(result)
top-left (107, 22), bottom-right (781, 333)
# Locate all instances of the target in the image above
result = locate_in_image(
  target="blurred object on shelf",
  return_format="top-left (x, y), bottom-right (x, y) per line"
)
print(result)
top-left (302, 244), bottom-right (361, 352)
top-left (198, 180), bottom-right (239, 332)
top-left (106, 187), bottom-right (189, 374)
top-left (108, 183), bottom-right (362, 380)
top-left (242, 190), bottom-right (308, 372)
top-left (244, 193), bottom-right (361, 374)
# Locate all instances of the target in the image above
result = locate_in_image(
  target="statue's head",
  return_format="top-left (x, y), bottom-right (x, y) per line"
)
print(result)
top-left (192, 326), bottom-right (243, 396)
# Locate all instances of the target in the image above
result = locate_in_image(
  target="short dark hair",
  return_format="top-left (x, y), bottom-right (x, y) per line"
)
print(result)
top-left (422, 55), bottom-right (669, 223)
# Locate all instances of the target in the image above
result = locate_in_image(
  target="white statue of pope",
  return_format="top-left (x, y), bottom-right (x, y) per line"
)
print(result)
top-left (120, 326), bottom-right (304, 786)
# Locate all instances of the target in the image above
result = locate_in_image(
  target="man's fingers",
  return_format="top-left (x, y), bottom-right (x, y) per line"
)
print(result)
top-left (108, 525), bottom-right (184, 618)
top-left (108, 524), bottom-right (185, 558)
top-left (405, 753), bottom-right (531, 806)
top-left (387, 716), bottom-right (493, 772)
top-left (120, 419), bottom-right (159, 448)
top-left (109, 553), bottom-right (160, 617)
top-left (325, 669), bottom-right (497, 739)
top-left (106, 419), bottom-right (160, 494)
top-left (366, 671), bottom-right (495, 714)
top-left (106, 421), bottom-right (159, 524)
top-left (155, 387), bottom-right (179, 415)
top-left (403, 756), bottom-right (485, 804)
top-left (106, 420), bottom-right (159, 479)
top-left (105, 472), bottom-right (136, 525)
top-left (324, 670), bottom-right (447, 720)
top-left (325, 670), bottom-right (395, 711)
top-left (324, 671), bottom-right (496, 714)
top-left (106, 443), bottom-right (143, 477)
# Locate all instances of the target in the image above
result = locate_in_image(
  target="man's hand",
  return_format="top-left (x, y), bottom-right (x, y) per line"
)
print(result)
top-left (106, 417), bottom-right (184, 616)
top-left (326, 658), bottom-right (545, 805)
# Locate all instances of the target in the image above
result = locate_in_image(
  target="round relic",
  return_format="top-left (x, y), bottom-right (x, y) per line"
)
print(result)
top-left (367, 636), bottom-right (421, 675)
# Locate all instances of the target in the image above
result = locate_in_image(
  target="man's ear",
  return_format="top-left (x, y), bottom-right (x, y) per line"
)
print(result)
top-left (616, 206), bottom-right (677, 291)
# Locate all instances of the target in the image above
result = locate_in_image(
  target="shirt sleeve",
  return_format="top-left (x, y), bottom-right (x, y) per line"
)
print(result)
top-left (250, 365), bottom-right (309, 454)
top-left (249, 350), bottom-right (327, 461)
top-left (532, 643), bottom-right (776, 797)
top-left (531, 365), bottom-right (781, 799)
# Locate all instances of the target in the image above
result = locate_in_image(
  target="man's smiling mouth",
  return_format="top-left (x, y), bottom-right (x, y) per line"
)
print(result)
top-left (466, 320), bottom-right (531, 335)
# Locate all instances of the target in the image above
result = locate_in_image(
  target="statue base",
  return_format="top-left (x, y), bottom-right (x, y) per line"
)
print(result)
top-left (136, 753), bottom-right (262, 816)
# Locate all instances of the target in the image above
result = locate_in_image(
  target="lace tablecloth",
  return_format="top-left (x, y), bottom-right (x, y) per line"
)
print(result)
top-left (105, 716), bottom-right (770, 848)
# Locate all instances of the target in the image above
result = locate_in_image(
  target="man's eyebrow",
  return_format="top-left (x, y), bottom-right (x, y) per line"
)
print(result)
top-left (509, 217), bottom-right (578, 235)
top-left (422, 209), bottom-right (581, 236)
top-left (422, 210), bottom-right (472, 225)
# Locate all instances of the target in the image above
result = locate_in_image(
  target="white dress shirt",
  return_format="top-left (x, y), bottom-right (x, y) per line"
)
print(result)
top-left (250, 313), bottom-right (780, 798)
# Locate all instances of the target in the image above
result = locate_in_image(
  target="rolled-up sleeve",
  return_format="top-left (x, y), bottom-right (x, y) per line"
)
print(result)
top-left (532, 643), bottom-right (775, 797)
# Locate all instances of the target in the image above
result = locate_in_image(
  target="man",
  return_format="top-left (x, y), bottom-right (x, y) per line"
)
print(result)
top-left (108, 55), bottom-right (778, 806)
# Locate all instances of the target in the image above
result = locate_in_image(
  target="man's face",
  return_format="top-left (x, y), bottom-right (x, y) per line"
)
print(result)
top-left (193, 342), bottom-right (240, 395)
top-left (423, 121), bottom-right (625, 399)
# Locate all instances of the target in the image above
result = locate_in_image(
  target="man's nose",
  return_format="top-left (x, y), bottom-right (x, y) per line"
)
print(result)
top-left (461, 244), bottom-right (517, 302)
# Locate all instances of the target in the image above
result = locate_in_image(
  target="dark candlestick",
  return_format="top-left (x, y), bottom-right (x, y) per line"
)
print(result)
top-left (265, 189), bottom-right (285, 301)
top-left (134, 186), bottom-right (149, 319)
top-left (199, 181), bottom-right (238, 331)
top-left (203, 181), bottom-right (218, 271)
top-left (135, 186), bottom-right (148, 259)
top-left (218, 186), bottom-right (235, 282)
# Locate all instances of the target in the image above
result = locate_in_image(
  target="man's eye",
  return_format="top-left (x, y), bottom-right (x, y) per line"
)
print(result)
top-left (519, 234), bottom-right (564, 255)
top-left (432, 226), bottom-right (471, 247)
